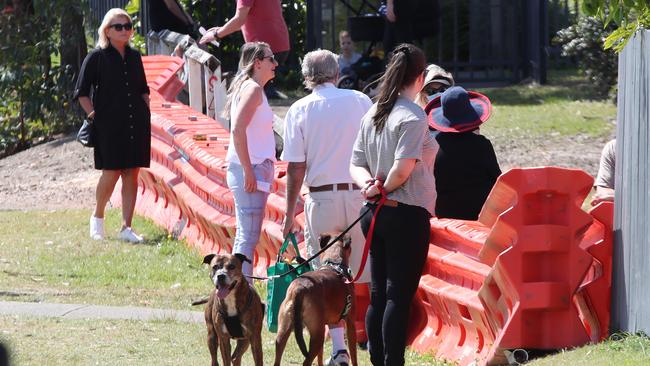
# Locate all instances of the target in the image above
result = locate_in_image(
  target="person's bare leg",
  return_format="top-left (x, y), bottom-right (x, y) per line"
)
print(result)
top-left (120, 168), bottom-right (140, 229)
top-left (93, 170), bottom-right (121, 218)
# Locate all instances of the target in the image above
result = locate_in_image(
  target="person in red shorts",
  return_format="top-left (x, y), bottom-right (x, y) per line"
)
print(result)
top-left (199, 0), bottom-right (290, 98)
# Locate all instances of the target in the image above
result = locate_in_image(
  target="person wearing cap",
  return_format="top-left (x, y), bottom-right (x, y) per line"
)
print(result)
top-left (415, 64), bottom-right (454, 108)
top-left (425, 86), bottom-right (501, 220)
top-left (350, 43), bottom-right (436, 366)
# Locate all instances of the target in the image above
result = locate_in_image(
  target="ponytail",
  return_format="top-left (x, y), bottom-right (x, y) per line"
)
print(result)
top-left (372, 44), bottom-right (426, 132)
top-left (224, 42), bottom-right (270, 117)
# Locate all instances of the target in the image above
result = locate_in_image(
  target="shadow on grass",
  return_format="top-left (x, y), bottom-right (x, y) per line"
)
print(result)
top-left (478, 70), bottom-right (610, 106)
top-left (140, 231), bottom-right (174, 247)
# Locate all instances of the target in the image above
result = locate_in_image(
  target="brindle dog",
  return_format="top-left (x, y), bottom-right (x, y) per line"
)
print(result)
top-left (273, 233), bottom-right (358, 366)
top-left (202, 253), bottom-right (264, 366)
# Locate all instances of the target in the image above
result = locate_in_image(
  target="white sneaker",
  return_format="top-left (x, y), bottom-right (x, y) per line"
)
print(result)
top-left (89, 216), bottom-right (104, 240)
top-left (118, 227), bottom-right (144, 243)
top-left (326, 350), bottom-right (350, 366)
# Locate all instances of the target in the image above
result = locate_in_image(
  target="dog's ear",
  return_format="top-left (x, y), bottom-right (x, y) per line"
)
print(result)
top-left (319, 233), bottom-right (332, 249)
top-left (234, 253), bottom-right (251, 264)
top-left (203, 253), bottom-right (216, 265)
top-left (343, 235), bottom-right (352, 248)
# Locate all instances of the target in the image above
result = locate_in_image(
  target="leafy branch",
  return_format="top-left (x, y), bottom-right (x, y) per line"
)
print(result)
top-left (582, 0), bottom-right (650, 52)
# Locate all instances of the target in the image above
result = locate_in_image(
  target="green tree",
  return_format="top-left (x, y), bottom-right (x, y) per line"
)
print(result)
top-left (556, 16), bottom-right (618, 98)
top-left (0, 0), bottom-right (86, 157)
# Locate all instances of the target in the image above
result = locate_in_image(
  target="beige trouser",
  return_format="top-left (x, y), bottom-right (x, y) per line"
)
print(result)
top-left (304, 188), bottom-right (371, 283)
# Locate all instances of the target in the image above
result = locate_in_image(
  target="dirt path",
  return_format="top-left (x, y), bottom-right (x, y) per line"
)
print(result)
top-left (0, 135), bottom-right (100, 211)
top-left (0, 105), bottom-right (610, 211)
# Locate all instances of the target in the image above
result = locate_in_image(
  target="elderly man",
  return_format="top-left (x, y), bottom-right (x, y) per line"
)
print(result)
top-left (282, 49), bottom-right (372, 366)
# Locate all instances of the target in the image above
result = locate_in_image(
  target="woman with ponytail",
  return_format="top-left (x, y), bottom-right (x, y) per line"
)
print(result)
top-left (225, 42), bottom-right (278, 279)
top-left (350, 43), bottom-right (437, 365)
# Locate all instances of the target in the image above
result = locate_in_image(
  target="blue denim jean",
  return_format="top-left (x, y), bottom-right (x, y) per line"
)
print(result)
top-left (226, 159), bottom-right (274, 279)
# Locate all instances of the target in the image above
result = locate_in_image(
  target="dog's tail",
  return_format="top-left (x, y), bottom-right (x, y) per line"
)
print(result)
top-left (293, 288), bottom-right (309, 358)
top-left (191, 297), bottom-right (209, 306)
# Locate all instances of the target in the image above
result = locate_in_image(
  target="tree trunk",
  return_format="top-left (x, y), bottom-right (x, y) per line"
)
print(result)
top-left (60, 1), bottom-right (87, 79)
top-left (11, 0), bottom-right (33, 15)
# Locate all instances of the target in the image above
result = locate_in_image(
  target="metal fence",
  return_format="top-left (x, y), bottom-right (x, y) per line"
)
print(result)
top-left (612, 29), bottom-right (650, 335)
top-left (309, 0), bottom-right (575, 85)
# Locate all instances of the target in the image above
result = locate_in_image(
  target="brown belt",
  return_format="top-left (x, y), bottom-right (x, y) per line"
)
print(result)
top-left (383, 199), bottom-right (399, 207)
top-left (309, 183), bottom-right (360, 193)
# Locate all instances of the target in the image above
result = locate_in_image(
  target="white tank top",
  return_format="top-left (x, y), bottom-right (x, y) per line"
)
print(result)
top-left (226, 79), bottom-right (276, 165)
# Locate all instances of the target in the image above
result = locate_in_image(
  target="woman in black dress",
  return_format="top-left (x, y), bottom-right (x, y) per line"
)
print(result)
top-left (425, 86), bottom-right (501, 220)
top-left (75, 8), bottom-right (151, 243)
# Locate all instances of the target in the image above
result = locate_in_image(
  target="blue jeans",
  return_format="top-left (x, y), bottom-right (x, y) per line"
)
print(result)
top-left (226, 159), bottom-right (274, 279)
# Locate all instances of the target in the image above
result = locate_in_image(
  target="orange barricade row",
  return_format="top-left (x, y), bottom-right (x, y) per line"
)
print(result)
top-left (403, 168), bottom-right (614, 365)
top-left (109, 57), bottom-right (615, 366)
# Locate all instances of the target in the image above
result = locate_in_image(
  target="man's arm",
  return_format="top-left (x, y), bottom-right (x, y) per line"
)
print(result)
top-left (282, 162), bottom-right (306, 237)
top-left (199, 6), bottom-right (250, 44)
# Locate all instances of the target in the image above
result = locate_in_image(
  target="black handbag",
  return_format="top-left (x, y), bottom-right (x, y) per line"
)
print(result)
top-left (76, 118), bottom-right (95, 147)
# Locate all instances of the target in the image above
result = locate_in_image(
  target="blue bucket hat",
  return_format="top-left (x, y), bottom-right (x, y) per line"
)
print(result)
top-left (424, 86), bottom-right (492, 133)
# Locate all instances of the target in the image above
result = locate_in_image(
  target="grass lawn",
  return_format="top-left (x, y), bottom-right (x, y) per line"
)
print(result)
top-left (479, 70), bottom-right (616, 140)
top-left (0, 209), bottom-right (444, 365)
top-left (528, 333), bottom-right (650, 366)
top-left (0, 209), bottom-right (207, 309)
top-left (0, 315), bottom-right (444, 365)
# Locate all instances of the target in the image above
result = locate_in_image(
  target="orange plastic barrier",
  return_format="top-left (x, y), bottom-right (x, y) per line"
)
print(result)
top-left (110, 58), bottom-right (614, 365)
top-left (404, 168), bottom-right (614, 365)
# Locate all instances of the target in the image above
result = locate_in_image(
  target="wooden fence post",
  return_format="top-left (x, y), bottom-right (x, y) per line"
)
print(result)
top-left (612, 29), bottom-right (650, 335)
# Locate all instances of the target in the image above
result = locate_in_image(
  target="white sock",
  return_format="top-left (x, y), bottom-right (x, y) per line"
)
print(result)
top-left (329, 327), bottom-right (346, 354)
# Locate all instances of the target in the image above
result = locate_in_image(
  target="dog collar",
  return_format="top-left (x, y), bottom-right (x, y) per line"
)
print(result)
top-left (322, 260), bottom-right (353, 281)
top-left (321, 261), bottom-right (354, 320)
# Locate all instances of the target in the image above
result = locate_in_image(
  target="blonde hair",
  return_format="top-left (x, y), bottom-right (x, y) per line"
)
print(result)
top-left (97, 8), bottom-right (132, 49)
top-left (224, 42), bottom-right (271, 114)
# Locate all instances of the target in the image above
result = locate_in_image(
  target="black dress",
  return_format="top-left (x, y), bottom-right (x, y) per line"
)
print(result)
top-left (74, 45), bottom-right (151, 170)
top-left (434, 131), bottom-right (501, 220)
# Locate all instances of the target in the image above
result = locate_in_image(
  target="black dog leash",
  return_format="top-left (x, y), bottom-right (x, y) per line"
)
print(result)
top-left (245, 203), bottom-right (375, 281)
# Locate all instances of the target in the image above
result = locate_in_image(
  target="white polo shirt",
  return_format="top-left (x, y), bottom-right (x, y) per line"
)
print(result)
top-left (281, 83), bottom-right (372, 187)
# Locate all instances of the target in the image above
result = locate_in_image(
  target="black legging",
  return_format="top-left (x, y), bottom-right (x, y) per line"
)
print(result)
top-left (360, 202), bottom-right (430, 366)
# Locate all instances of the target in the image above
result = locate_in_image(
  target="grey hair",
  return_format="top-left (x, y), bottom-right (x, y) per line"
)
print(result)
top-left (301, 49), bottom-right (339, 89)
top-left (97, 8), bottom-right (132, 49)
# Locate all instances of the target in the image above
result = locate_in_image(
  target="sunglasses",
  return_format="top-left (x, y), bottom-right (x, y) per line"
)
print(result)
top-left (109, 22), bottom-right (133, 31)
top-left (261, 55), bottom-right (277, 63)
top-left (424, 84), bottom-right (448, 96)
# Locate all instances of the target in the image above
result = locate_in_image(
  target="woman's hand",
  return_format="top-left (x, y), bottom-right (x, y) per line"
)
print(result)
top-left (361, 179), bottom-right (383, 200)
top-left (243, 166), bottom-right (256, 193)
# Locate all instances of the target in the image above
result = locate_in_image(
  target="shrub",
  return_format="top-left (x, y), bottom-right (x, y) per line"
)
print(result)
top-left (555, 16), bottom-right (618, 99)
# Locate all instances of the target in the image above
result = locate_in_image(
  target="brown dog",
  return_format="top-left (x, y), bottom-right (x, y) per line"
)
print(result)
top-left (273, 233), bottom-right (358, 366)
top-left (202, 253), bottom-right (264, 366)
